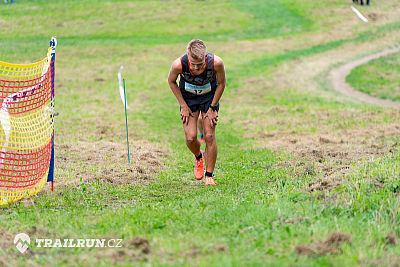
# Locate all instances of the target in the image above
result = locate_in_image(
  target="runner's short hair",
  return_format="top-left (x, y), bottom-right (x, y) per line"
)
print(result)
top-left (187, 39), bottom-right (207, 60)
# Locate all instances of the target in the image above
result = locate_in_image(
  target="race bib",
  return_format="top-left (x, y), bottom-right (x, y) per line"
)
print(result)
top-left (184, 82), bottom-right (212, 95)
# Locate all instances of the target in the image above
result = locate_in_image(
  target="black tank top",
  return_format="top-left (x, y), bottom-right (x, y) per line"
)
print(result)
top-left (179, 53), bottom-right (217, 98)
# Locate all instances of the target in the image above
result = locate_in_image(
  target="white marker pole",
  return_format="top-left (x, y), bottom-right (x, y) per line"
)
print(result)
top-left (118, 66), bottom-right (131, 164)
top-left (118, 66), bottom-right (129, 109)
top-left (351, 6), bottom-right (369, 23)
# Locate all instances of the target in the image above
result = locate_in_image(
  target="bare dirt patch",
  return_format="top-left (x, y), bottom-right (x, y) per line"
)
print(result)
top-left (367, 12), bottom-right (380, 22)
top-left (385, 233), bottom-right (397, 246)
top-left (361, 255), bottom-right (400, 267)
top-left (89, 236), bottom-right (151, 264)
top-left (181, 246), bottom-right (201, 258)
top-left (54, 140), bottom-right (167, 187)
top-left (266, 123), bottom-right (400, 191)
top-left (212, 243), bottom-right (228, 252)
top-left (179, 243), bottom-right (229, 260)
top-left (295, 232), bottom-right (351, 256)
top-left (0, 229), bottom-right (14, 250)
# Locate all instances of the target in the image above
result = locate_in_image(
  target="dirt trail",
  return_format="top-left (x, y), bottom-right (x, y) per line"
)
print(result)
top-left (330, 47), bottom-right (400, 108)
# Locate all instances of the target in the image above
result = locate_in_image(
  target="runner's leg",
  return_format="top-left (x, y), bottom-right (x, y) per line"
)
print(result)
top-left (183, 111), bottom-right (201, 157)
top-left (202, 112), bottom-right (217, 173)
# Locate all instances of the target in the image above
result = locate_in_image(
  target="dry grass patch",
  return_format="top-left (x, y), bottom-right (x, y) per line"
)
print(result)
top-left (295, 232), bottom-right (351, 256)
top-left (268, 123), bottom-right (399, 191)
top-left (54, 140), bottom-right (167, 187)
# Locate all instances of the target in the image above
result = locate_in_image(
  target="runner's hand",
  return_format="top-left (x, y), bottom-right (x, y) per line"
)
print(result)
top-left (180, 105), bottom-right (192, 125)
top-left (205, 108), bottom-right (218, 127)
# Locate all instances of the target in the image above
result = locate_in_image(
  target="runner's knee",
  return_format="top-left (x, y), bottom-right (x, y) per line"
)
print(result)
top-left (185, 134), bottom-right (197, 144)
top-left (204, 132), bottom-right (215, 144)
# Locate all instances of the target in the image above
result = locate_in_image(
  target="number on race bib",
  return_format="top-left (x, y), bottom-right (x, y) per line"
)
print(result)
top-left (184, 82), bottom-right (212, 95)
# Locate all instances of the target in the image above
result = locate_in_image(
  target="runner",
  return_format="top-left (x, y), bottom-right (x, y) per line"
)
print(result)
top-left (167, 39), bottom-right (226, 185)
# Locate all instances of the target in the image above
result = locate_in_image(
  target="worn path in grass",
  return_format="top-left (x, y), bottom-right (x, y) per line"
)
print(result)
top-left (330, 47), bottom-right (400, 108)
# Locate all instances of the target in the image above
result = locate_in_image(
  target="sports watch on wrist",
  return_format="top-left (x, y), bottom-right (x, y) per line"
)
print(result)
top-left (210, 104), bottom-right (218, 112)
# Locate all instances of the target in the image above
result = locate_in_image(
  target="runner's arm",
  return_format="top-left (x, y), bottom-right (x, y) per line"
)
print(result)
top-left (168, 58), bottom-right (192, 125)
top-left (167, 58), bottom-right (188, 108)
top-left (210, 55), bottom-right (226, 106)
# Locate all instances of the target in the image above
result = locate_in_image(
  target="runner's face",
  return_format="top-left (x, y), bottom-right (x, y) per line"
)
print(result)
top-left (188, 54), bottom-right (206, 75)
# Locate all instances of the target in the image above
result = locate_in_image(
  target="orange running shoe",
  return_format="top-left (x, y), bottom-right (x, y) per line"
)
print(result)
top-left (194, 151), bottom-right (204, 180)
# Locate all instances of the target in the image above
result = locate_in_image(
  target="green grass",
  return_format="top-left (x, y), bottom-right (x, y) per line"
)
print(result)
top-left (1, 0), bottom-right (400, 266)
top-left (347, 52), bottom-right (400, 101)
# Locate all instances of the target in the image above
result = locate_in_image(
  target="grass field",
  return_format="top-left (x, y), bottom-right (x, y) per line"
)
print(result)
top-left (347, 52), bottom-right (400, 101)
top-left (1, 0), bottom-right (400, 266)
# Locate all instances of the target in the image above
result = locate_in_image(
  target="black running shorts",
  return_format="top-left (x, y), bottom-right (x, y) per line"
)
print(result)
top-left (181, 92), bottom-right (220, 113)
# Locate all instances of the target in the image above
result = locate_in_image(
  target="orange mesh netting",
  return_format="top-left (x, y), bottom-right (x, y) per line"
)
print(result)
top-left (0, 47), bottom-right (55, 205)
